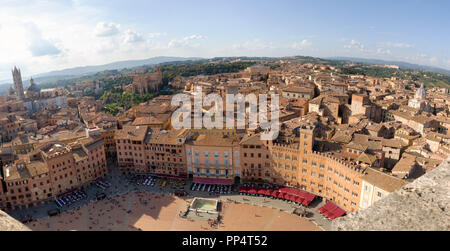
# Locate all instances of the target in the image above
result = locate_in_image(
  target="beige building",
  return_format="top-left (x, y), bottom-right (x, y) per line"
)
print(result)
top-left (0, 135), bottom-right (107, 210)
top-left (359, 168), bottom-right (408, 210)
top-left (185, 134), bottom-right (241, 184)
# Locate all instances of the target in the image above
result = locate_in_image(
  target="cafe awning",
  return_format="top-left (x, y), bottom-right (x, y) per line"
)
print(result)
top-left (279, 187), bottom-right (316, 206)
top-left (318, 201), bottom-right (346, 220)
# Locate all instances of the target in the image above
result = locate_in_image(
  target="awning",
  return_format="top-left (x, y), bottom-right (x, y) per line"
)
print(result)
top-left (271, 190), bottom-right (279, 197)
top-left (264, 189), bottom-right (273, 196)
top-left (239, 187), bottom-right (249, 193)
top-left (257, 188), bottom-right (266, 195)
top-left (247, 188), bottom-right (257, 194)
top-left (193, 177), bottom-right (233, 185)
top-left (294, 196), bottom-right (304, 204)
top-left (318, 201), bottom-right (346, 220)
top-left (279, 187), bottom-right (316, 206)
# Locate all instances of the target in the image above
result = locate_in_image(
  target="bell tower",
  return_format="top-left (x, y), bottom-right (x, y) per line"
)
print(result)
top-left (12, 66), bottom-right (25, 100)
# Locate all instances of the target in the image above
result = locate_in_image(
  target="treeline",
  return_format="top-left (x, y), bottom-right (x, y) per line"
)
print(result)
top-left (100, 88), bottom-right (155, 116)
top-left (340, 65), bottom-right (450, 89)
top-left (160, 61), bottom-right (257, 85)
top-left (102, 76), bottom-right (134, 91)
top-left (340, 66), bottom-right (398, 78)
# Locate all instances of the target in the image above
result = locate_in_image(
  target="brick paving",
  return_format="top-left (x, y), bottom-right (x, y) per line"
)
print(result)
top-left (17, 161), bottom-right (331, 231)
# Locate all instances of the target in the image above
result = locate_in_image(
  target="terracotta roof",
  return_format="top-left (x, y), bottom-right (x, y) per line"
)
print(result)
top-left (115, 125), bottom-right (149, 141)
top-left (283, 86), bottom-right (314, 94)
top-left (346, 142), bottom-right (368, 152)
top-left (358, 153), bottom-right (377, 165)
top-left (144, 129), bottom-right (187, 145)
top-left (239, 133), bottom-right (265, 146)
top-left (190, 134), bottom-right (241, 147)
top-left (132, 116), bottom-right (163, 126)
top-left (362, 168), bottom-right (409, 193)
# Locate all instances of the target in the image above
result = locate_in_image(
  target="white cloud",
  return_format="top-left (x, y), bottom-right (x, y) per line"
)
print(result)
top-left (291, 39), bottom-right (312, 50)
top-left (24, 22), bottom-right (62, 57)
top-left (123, 29), bottom-right (144, 44)
top-left (344, 40), bottom-right (365, 51)
top-left (168, 34), bottom-right (205, 48)
top-left (381, 42), bottom-right (414, 49)
top-left (376, 48), bottom-right (392, 56)
top-left (94, 22), bottom-right (120, 37)
top-left (148, 32), bottom-right (166, 39)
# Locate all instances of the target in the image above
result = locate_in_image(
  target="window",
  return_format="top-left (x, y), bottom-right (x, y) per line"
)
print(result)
top-left (377, 192), bottom-right (382, 197)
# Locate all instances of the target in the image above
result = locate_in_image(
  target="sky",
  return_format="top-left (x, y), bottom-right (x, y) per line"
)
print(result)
top-left (0, 0), bottom-right (449, 80)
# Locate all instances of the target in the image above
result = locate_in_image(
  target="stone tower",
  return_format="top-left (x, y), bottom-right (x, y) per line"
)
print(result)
top-left (12, 66), bottom-right (24, 100)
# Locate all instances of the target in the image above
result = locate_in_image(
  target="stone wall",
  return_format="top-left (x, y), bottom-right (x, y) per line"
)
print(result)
top-left (332, 158), bottom-right (450, 231)
top-left (0, 210), bottom-right (30, 231)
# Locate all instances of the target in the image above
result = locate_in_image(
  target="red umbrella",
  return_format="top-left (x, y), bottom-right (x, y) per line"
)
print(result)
top-left (277, 192), bottom-right (286, 199)
top-left (264, 189), bottom-right (273, 196)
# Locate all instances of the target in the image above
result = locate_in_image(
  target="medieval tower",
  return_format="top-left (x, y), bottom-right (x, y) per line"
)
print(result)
top-left (12, 66), bottom-right (25, 100)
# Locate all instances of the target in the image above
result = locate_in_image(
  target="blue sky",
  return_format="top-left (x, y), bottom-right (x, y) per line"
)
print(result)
top-left (0, 0), bottom-right (449, 80)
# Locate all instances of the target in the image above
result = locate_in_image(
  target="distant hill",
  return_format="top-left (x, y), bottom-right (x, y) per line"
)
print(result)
top-left (35, 56), bottom-right (203, 78)
top-left (0, 56), bottom-right (202, 86)
top-left (326, 57), bottom-right (450, 76)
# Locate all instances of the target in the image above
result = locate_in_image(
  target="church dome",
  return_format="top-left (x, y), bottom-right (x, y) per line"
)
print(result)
top-left (27, 78), bottom-right (41, 93)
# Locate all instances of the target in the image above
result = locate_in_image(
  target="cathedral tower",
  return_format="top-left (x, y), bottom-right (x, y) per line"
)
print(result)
top-left (12, 66), bottom-right (25, 100)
